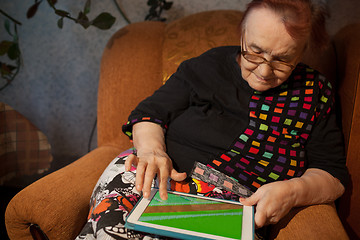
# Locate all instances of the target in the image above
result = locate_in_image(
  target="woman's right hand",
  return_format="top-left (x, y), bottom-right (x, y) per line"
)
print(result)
top-left (125, 122), bottom-right (187, 200)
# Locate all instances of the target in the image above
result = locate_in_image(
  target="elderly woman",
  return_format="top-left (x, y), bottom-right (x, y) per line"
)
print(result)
top-left (77, 0), bottom-right (348, 239)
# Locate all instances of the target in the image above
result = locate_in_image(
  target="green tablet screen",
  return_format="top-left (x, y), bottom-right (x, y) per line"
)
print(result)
top-left (138, 192), bottom-right (243, 239)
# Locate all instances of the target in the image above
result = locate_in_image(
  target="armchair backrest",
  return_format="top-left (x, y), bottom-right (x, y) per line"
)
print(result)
top-left (161, 11), bottom-right (243, 83)
top-left (98, 21), bottom-right (166, 148)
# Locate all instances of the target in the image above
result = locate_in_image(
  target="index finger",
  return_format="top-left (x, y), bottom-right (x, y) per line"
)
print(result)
top-left (135, 161), bottom-right (147, 193)
top-left (125, 154), bottom-right (137, 171)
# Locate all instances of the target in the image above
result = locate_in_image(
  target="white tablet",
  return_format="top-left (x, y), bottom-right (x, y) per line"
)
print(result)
top-left (125, 189), bottom-right (254, 240)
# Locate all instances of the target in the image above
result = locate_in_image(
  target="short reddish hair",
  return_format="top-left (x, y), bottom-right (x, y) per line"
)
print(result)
top-left (240, 0), bottom-right (329, 51)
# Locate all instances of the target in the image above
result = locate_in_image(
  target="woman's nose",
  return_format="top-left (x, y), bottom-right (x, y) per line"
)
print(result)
top-left (258, 63), bottom-right (273, 78)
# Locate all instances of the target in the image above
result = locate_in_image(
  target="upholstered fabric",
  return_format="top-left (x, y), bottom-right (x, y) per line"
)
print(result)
top-left (269, 203), bottom-right (348, 239)
top-left (162, 10), bottom-right (243, 83)
top-left (5, 10), bottom-right (359, 240)
top-left (98, 21), bottom-right (166, 149)
top-left (335, 23), bottom-right (360, 240)
top-left (5, 145), bottom-right (121, 240)
top-left (0, 102), bottom-right (52, 187)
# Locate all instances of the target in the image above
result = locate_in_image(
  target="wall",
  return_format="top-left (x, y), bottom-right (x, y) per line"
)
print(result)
top-left (0, 0), bottom-right (359, 175)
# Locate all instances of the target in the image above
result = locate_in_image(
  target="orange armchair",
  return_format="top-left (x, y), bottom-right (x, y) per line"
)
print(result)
top-left (5, 10), bottom-right (359, 240)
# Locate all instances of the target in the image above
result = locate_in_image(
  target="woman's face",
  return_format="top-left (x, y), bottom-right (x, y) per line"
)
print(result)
top-left (239, 7), bottom-right (307, 92)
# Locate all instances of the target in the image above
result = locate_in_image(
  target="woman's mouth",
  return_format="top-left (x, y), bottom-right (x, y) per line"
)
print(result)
top-left (255, 74), bottom-right (272, 83)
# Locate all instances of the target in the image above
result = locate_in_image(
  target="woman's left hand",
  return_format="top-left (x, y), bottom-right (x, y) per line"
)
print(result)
top-left (240, 168), bottom-right (345, 228)
top-left (240, 180), bottom-right (297, 228)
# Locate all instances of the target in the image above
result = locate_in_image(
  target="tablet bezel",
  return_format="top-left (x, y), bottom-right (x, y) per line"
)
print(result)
top-left (125, 188), bottom-right (254, 240)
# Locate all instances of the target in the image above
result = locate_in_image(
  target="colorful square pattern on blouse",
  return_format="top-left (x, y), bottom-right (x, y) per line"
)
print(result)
top-left (208, 65), bottom-right (334, 192)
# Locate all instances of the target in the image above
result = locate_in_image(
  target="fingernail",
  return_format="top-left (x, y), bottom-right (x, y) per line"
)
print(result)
top-left (161, 193), bottom-right (168, 200)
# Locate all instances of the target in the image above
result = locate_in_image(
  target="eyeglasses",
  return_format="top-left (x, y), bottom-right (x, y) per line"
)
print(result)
top-left (240, 32), bottom-right (296, 73)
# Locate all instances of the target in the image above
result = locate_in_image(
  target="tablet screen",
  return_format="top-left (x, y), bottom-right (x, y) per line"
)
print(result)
top-left (138, 191), bottom-right (243, 239)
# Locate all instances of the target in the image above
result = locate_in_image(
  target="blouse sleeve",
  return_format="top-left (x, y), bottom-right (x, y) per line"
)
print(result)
top-left (122, 61), bottom-right (193, 139)
top-left (305, 76), bottom-right (349, 187)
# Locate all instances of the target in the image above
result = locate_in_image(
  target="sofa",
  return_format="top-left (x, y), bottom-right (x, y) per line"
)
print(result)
top-left (5, 10), bottom-right (360, 240)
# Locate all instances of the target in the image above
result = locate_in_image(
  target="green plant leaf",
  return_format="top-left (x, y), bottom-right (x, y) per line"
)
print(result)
top-left (46, 0), bottom-right (57, 7)
top-left (147, 0), bottom-right (158, 6)
top-left (55, 9), bottom-right (69, 17)
top-left (12, 28), bottom-right (19, 43)
top-left (57, 17), bottom-right (64, 29)
top-left (91, 12), bottom-right (116, 30)
top-left (27, 1), bottom-right (41, 19)
top-left (76, 11), bottom-right (91, 29)
top-left (0, 41), bottom-right (13, 56)
top-left (0, 62), bottom-right (16, 76)
top-left (1, 63), bottom-right (10, 76)
top-left (163, 1), bottom-right (173, 10)
top-left (4, 19), bottom-right (12, 36)
top-left (84, 0), bottom-right (91, 15)
top-left (7, 43), bottom-right (20, 60)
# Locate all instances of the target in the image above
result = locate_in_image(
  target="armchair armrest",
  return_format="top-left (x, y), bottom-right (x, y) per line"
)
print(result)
top-left (270, 203), bottom-right (348, 240)
top-left (5, 145), bottom-right (121, 240)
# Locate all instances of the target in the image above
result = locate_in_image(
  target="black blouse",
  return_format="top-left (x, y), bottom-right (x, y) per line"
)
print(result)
top-left (122, 46), bottom-right (348, 192)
